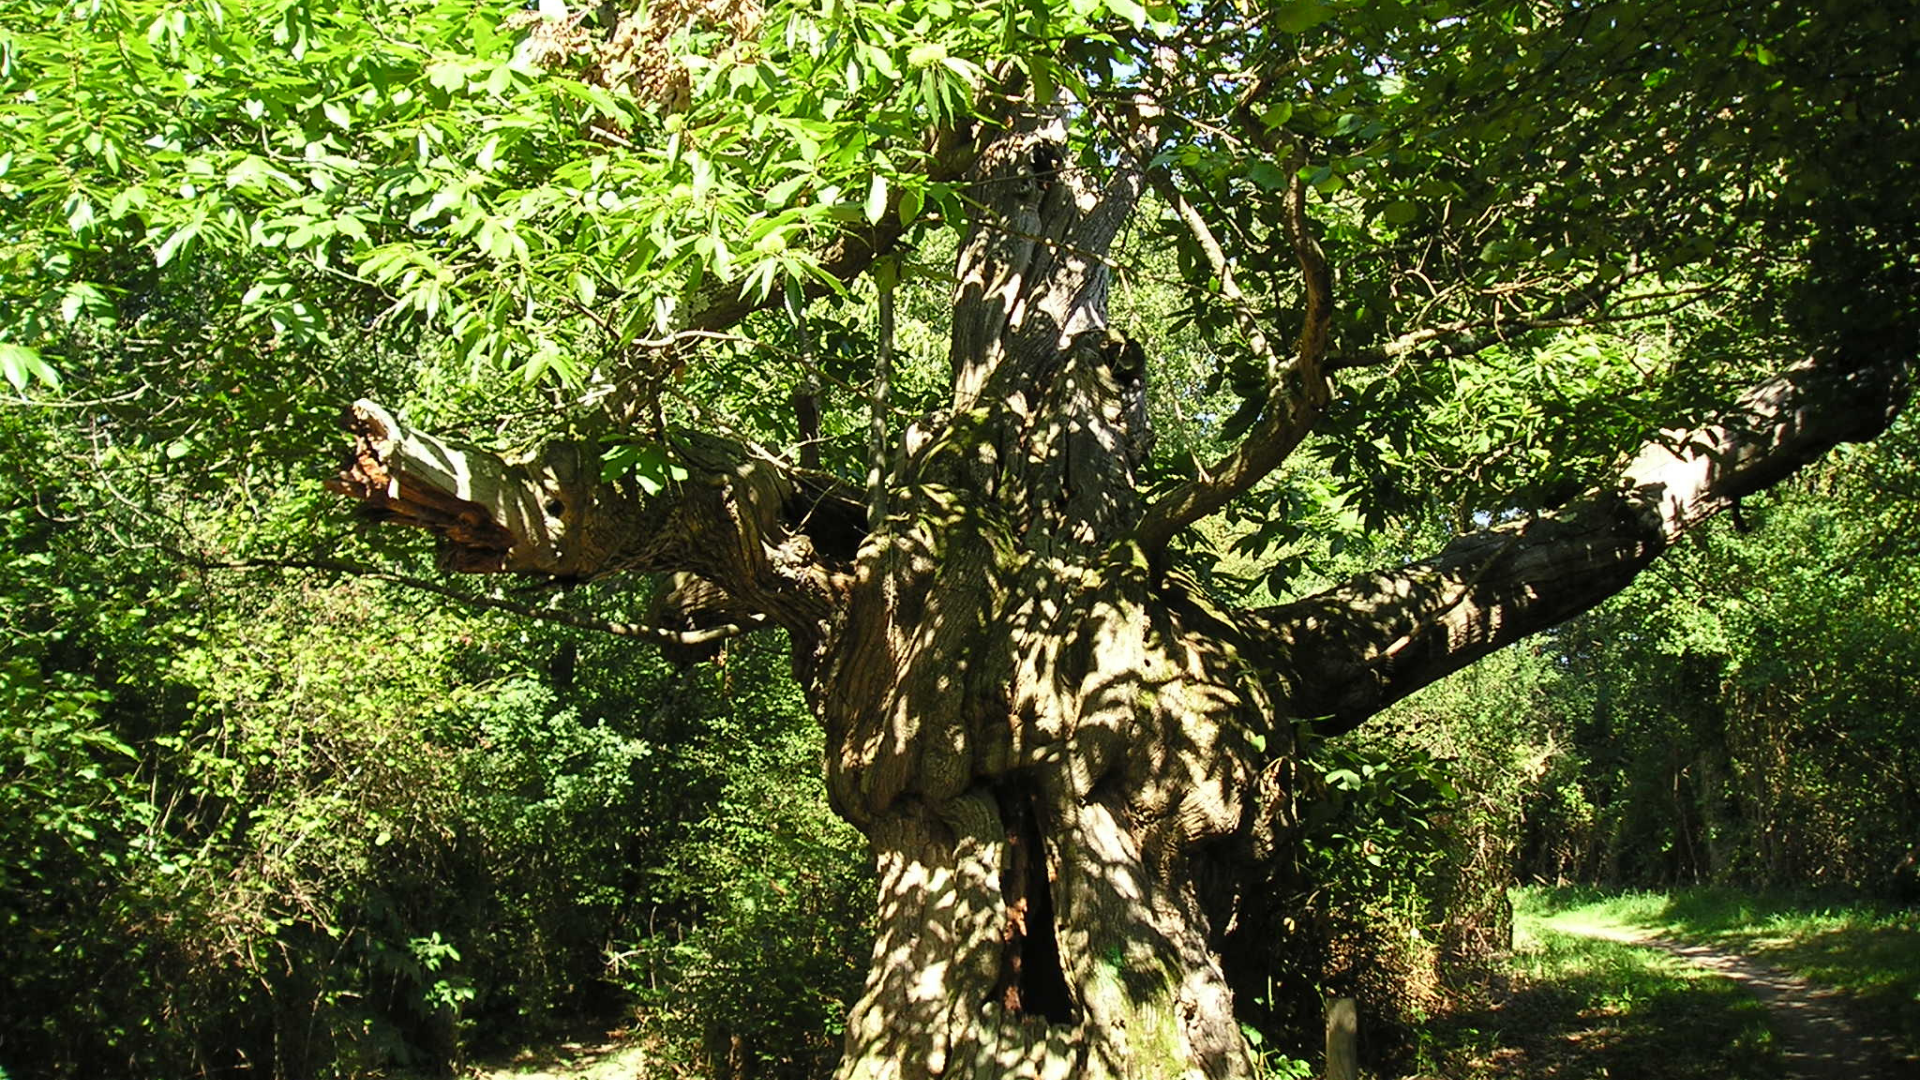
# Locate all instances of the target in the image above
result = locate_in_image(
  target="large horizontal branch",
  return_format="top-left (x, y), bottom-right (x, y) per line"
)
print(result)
top-left (1250, 347), bottom-right (1911, 733)
top-left (324, 399), bottom-right (862, 634)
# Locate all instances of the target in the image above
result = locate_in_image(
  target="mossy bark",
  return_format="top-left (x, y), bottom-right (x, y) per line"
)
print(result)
top-left (819, 539), bottom-right (1289, 1080)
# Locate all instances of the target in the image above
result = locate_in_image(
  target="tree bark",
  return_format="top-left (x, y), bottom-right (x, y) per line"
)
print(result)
top-left (327, 116), bottom-right (1913, 1080)
top-left (1255, 349), bottom-right (1909, 731)
top-left (820, 541), bottom-right (1287, 1079)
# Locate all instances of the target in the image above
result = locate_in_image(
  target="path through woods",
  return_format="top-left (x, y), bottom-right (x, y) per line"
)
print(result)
top-left (467, 1038), bottom-right (648, 1079)
top-left (1562, 923), bottom-right (1904, 1080)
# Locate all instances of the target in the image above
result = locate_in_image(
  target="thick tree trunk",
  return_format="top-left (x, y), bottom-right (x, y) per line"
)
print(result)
top-left (818, 538), bottom-right (1288, 1079)
top-left (803, 108), bottom-right (1285, 1078)
top-left (326, 103), bottom-right (1912, 1080)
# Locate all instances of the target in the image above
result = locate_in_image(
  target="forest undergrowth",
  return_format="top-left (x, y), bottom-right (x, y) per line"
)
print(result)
top-left (437, 887), bottom-right (1919, 1080)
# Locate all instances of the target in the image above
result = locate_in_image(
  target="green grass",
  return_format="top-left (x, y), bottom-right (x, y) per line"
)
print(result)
top-left (1411, 886), bottom-right (1920, 1078)
top-left (1413, 899), bottom-right (1778, 1079)
top-left (1512, 885), bottom-right (1920, 1060)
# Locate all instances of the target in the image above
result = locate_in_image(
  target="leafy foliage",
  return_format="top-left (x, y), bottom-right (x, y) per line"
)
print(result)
top-left (618, 662), bottom-right (871, 1078)
top-left (2, 0), bottom-right (1916, 1073)
top-left (0, 382), bottom-right (867, 1075)
top-left (0, 0), bottom-right (1156, 393)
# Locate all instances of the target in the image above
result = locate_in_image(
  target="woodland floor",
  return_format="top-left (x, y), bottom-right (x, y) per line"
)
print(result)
top-left (453, 890), bottom-right (1920, 1080)
top-left (1412, 889), bottom-right (1920, 1080)
top-left (461, 1037), bottom-right (651, 1080)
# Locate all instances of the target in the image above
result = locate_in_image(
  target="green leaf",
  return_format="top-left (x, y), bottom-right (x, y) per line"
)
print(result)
top-left (154, 223), bottom-right (199, 267)
top-left (0, 344), bottom-right (59, 391)
top-left (59, 283), bottom-right (114, 325)
top-left (1248, 159), bottom-right (1289, 192)
top-left (1272, 0), bottom-right (1335, 33)
top-left (1382, 200), bottom-right (1419, 225)
top-left (766, 173), bottom-right (810, 208)
top-left (427, 60), bottom-right (470, 92)
top-left (864, 173), bottom-right (889, 225)
top-left (600, 441), bottom-right (690, 493)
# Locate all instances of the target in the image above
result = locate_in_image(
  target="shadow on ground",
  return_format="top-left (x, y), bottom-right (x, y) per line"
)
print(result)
top-left (1651, 889), bottom-right (1920, 1065)
top-left (1413, 927), bottom-right (1776, 1079)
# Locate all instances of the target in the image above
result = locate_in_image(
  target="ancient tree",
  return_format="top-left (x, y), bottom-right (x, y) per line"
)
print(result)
top-left (11, 0), bottom-right (1914, 1074)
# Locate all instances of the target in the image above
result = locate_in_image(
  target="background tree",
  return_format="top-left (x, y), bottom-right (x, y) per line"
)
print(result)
top-left (1515, 415), bottom-right (1920, 893)
top-left (0, 380), bottom-right (870, 1076)
top-left (3, 0), bottom-right (1915, 1077)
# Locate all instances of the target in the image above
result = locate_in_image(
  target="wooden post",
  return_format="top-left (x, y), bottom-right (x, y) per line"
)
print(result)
top-left (1325, 997), bottom-right (1358, 1080)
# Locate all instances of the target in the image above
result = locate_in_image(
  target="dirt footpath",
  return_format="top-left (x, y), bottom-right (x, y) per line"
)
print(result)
top-left (1564, 923), bottom-right (1905, 1080)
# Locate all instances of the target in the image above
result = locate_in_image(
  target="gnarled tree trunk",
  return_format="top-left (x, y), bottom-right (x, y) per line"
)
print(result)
top-left (812, 112), bottom-right (1280, 1079)
top-left (328, 107), bottom-right (1911, 1080)
top-left (822, 526), bottom-right (1286, 1079)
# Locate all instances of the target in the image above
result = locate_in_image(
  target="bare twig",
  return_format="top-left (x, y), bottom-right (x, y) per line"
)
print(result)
top-left (1133, 152), bottom-right (1334, 554)
top-left (188, 553), bottom-right (766, 645)
top-left (1326, 281), bottom-right (1724, 372)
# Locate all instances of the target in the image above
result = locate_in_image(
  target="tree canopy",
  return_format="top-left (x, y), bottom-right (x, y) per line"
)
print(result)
top-left (4, 0), bottom-right (1911, 641)
top-left (9, 0), bottom-right (1912, 438)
